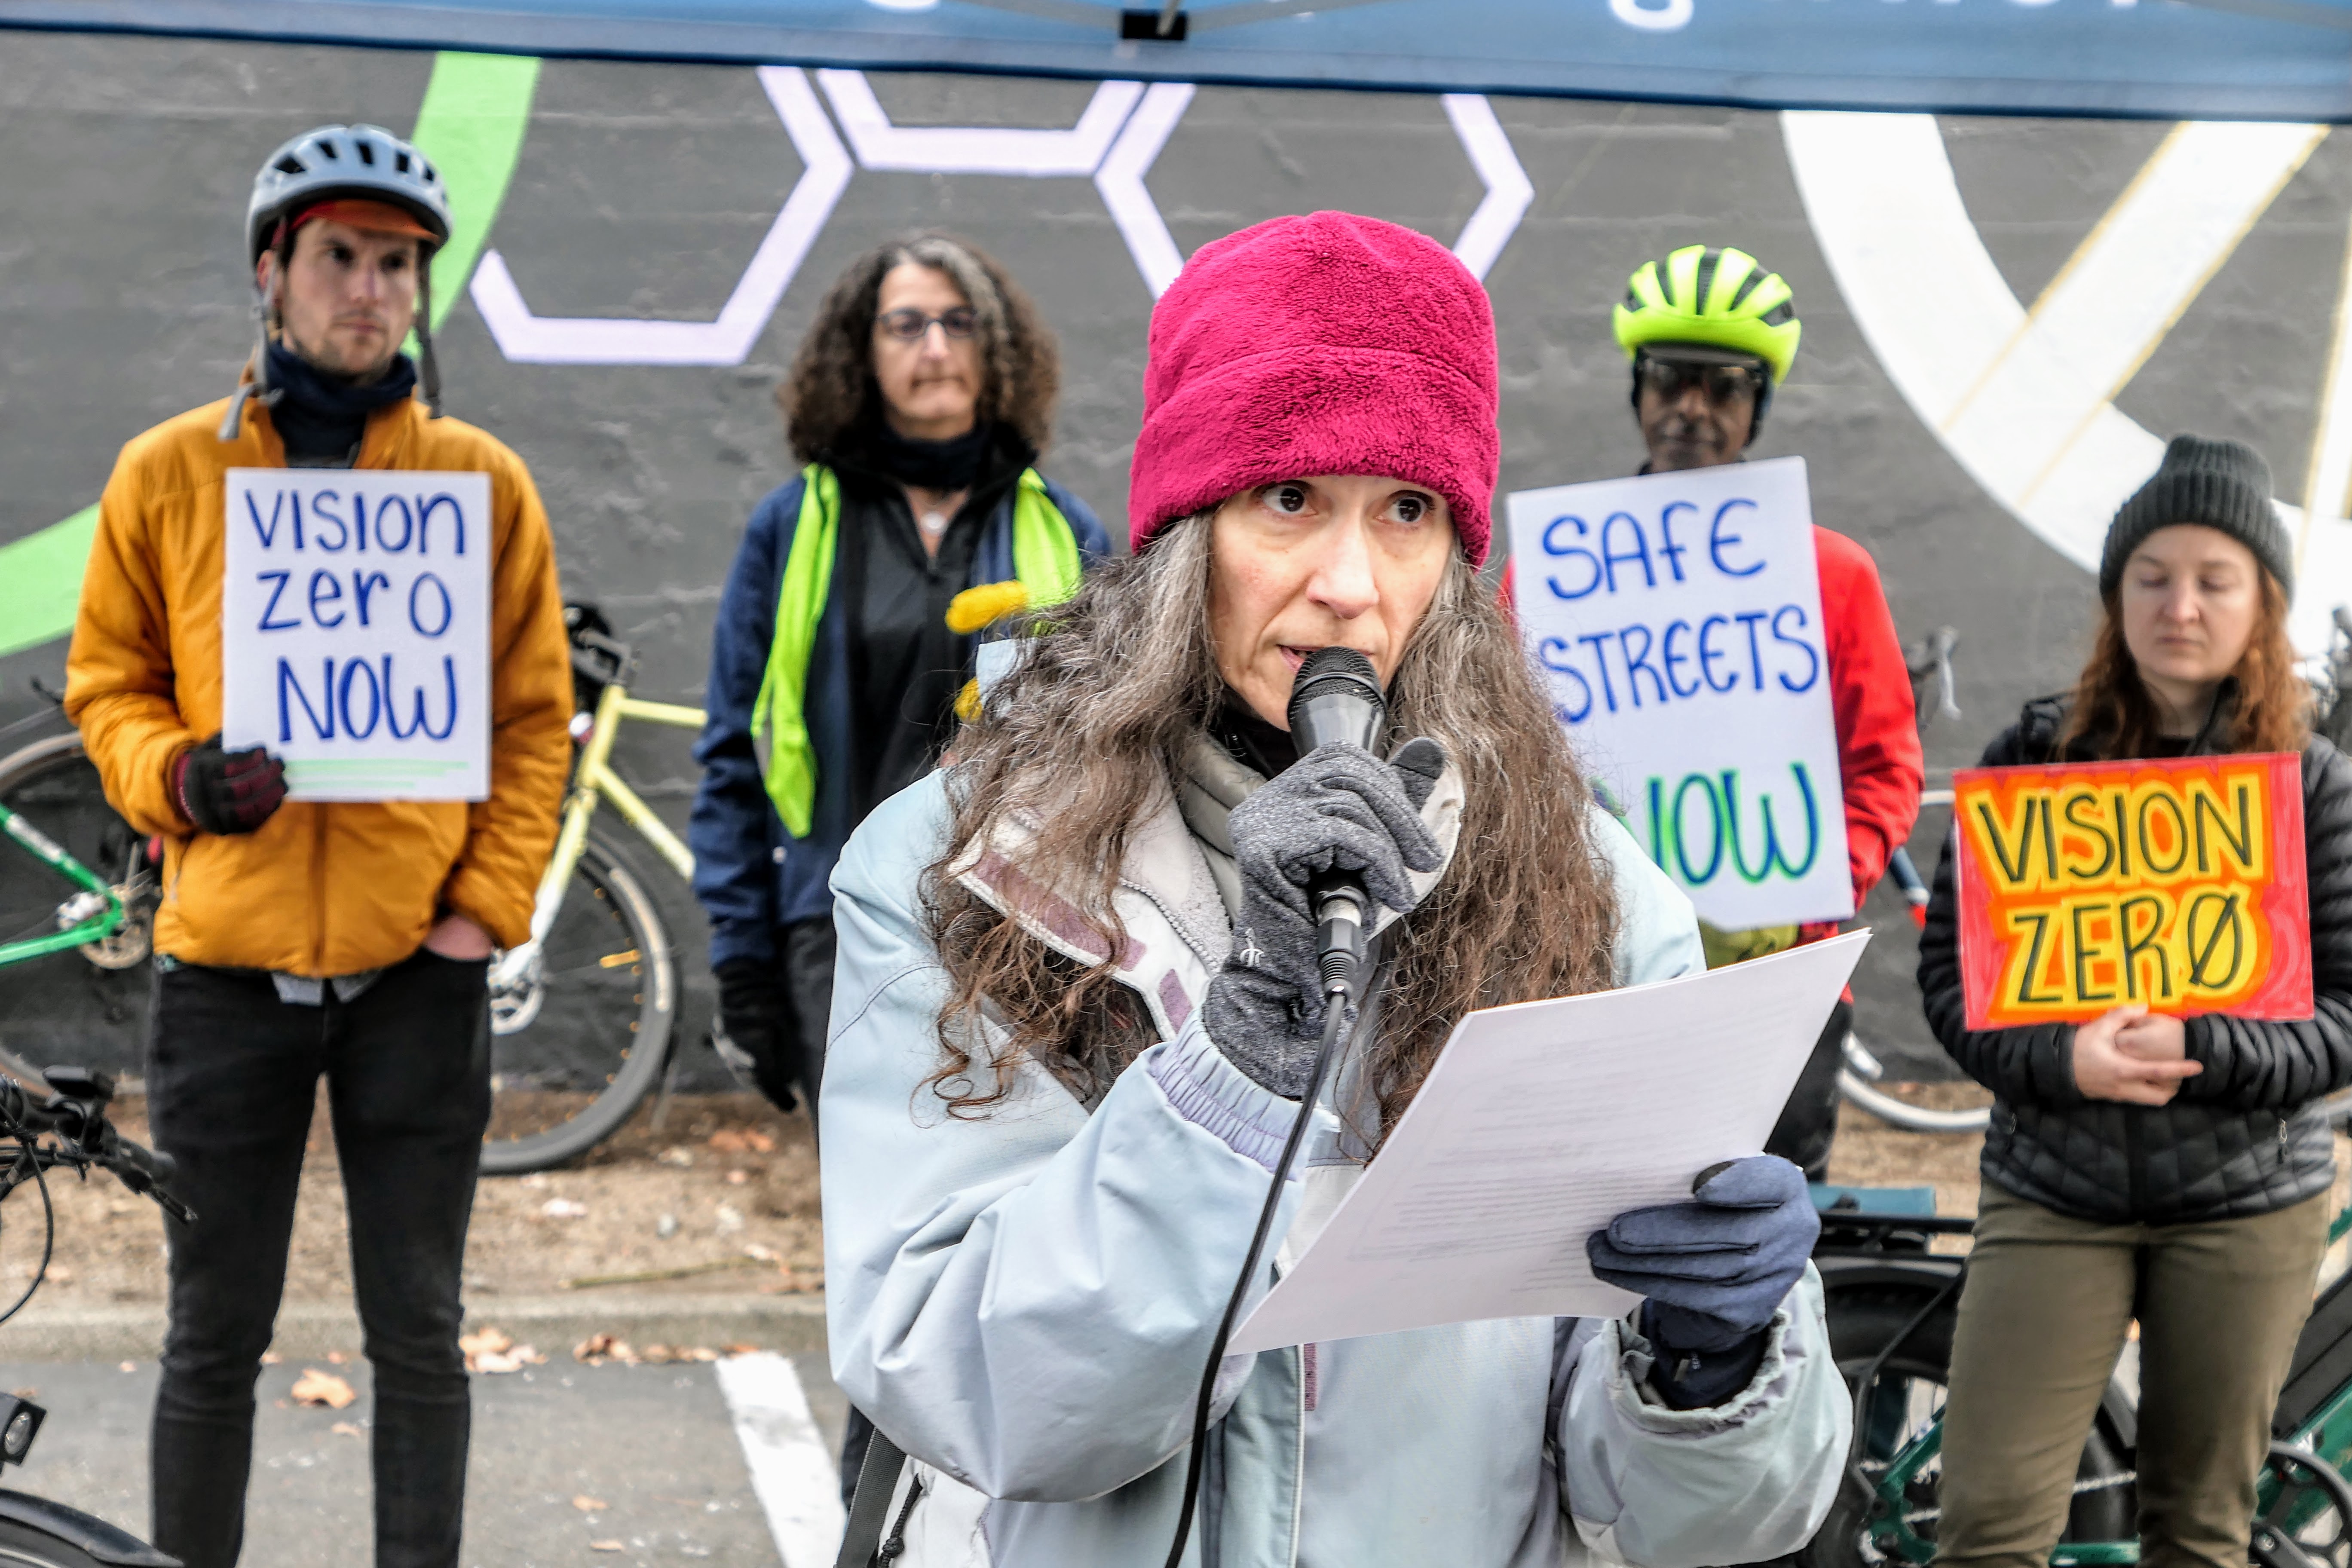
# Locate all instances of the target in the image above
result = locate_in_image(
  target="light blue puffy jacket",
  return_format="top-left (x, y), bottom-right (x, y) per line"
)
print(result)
top-left (820, 767), bottom-right (1850, 1566)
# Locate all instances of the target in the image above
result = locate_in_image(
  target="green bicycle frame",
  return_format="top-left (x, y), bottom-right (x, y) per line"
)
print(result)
top-left (1862, 1203), bottom-right (2352, 1564)
top-left (525, 678), bottom-right (702, 946)
top-left (0, 802), bottom-right (123, 966)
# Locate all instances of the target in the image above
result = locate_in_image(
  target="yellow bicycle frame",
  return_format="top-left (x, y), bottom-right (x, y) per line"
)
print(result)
top-left (526, 677), bottom-right (704, 948)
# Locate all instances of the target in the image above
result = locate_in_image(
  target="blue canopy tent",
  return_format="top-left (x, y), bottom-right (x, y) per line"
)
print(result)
top-left (3, 0), bottom-right (2352, 119)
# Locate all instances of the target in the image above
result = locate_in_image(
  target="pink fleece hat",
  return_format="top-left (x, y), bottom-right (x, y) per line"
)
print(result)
top-left (1128, 211), bottom-right (1501, 564)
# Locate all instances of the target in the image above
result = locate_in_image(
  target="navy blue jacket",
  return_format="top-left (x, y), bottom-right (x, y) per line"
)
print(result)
top-left (689, 469), bottom-right (1110, 970)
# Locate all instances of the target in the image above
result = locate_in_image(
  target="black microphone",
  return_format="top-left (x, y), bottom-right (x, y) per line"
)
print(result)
top-left (1286, 646), bottom-right (1387, 995)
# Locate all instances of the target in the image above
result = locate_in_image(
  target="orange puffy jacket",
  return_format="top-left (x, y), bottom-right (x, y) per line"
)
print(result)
top-left (65, 394), bottom-right (571, 977)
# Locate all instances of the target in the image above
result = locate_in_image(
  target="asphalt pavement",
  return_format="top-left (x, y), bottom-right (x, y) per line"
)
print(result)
top-left (0, 1351), bottom-right (851, 1568)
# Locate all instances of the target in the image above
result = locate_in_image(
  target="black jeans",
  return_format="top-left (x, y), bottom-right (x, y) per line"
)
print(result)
top-left (145, 953), bottom-right (492, 1568)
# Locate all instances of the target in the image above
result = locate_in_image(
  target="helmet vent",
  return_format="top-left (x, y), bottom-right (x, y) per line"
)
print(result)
top-left (318, 139), bottom-right (340, 160)
top-left (394, 151), bottom-right (410, 172)
top-left (356, 140), bottom-right (375, 165)
top-left (273, 155), bottom-right (306, 175)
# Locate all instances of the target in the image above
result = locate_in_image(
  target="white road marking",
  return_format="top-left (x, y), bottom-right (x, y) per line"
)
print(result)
top-left (714, 1352), bottom-right (845, 1568)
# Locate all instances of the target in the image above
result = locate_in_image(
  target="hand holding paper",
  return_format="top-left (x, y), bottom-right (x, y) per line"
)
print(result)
top-left (1588, 1155), bottom-right (1818, 1353)
top-left (1227, 930), bottom-right (1867, 1355)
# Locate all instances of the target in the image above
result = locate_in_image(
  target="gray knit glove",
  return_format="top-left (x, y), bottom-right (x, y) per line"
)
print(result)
top-left (1202, 738), bottom-right (1450, 1097)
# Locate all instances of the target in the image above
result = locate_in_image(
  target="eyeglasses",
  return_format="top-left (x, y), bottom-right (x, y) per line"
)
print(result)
top-left (1637, 356), bottom-right (1764, 405)
top-left (877, 307), bottom-right (978, 343)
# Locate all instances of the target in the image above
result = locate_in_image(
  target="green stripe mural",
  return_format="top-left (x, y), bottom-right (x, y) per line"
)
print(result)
top-left (0, 50), bottom-right (540, 660)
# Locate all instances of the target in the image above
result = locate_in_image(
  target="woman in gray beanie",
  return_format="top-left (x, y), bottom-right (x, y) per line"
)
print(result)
top-left (1916, 434), bottom-right (2352, 1565)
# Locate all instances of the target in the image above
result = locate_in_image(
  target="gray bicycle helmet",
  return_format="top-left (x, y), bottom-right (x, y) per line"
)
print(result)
top-left (223, 123), bottom-right (453, 440)
top-left (245, 122), bottom-right (449, 261)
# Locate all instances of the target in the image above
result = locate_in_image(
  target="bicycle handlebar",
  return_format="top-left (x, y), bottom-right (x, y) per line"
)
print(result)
top-left (0, 1072), bottom-right (194, 1225)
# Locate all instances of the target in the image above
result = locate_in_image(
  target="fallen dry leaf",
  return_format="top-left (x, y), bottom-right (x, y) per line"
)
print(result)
top-left (573, 1333), bottom-right (639, 1366)
top-left (589, 1542), bottom-right (623, 1553)
top-left (9, 1388), bottom-right (34, 1400)
top-left (683, 1347), bottom-right (719, 1364)
top-left (117, 1362), bottom-right (136, 1374)
top-left (290, 1369), bottom-right (356, 1409)
top-left (573, 1496), bottom-right (609, 1513)
top-left (331, 1422), bottom-right (364, 1439)
top-left (723, 1342), bottom-right (759, 1357)
top-left (541, 1197), bottom-right (589, 1220)
top-left (640, 1344), bottom-right (675, 1366)
top-left (655, 1146), bottom-right (693, 1168)
top-left (459, 1326), bottom-right (512, 1357)
top-left (46, 1265), bottom-right (72, 1284)
top-left (706, 1129), bottom-right (750, 1153)
top-left (724, 1170), bottom-right (749, 1186)
top-left (260, 1351), bottom-right (282, 1366)
top-left (326, 1351), bottom-right (348, 1366)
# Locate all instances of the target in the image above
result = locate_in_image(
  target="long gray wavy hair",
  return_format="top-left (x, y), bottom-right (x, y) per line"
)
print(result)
top-left (922, 512), bottom-right (1622, 1134)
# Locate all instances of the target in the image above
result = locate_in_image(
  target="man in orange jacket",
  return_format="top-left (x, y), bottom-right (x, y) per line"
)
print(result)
top-left (64, 125), bottom-right (569, 1568)
top-left (1507, 245), bottom-right (1922, 1178)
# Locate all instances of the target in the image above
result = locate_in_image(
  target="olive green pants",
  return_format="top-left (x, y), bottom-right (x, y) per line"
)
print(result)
top-left (1936, 1183), bottom-right (2330, 1568)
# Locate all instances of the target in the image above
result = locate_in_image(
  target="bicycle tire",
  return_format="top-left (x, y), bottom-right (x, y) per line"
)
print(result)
top-left (479, 833), bottom-right (674, 1175)
top-left (0, 735), bottom-right (155, 1078)
top-left (0, 1519), bottom-right (121, 1568)
top-left (1836, 1068), bottom-right (1993, 1136)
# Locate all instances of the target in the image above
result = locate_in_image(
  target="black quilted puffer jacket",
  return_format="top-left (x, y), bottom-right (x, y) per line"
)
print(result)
top-left (1918, 694), bottom-right (2352, 1224)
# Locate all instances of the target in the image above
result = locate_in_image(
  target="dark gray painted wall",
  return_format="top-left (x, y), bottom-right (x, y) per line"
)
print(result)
top-left (3, 33), bottom-right (2339, 1081)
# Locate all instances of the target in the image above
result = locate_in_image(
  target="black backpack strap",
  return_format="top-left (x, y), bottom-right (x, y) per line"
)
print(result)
top-left (835, 1427), bottom-right (910, 1568)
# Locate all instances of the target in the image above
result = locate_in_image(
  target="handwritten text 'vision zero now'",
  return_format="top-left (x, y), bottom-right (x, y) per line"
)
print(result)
top-left (1532, 497), bottom-right (1828, 887)
top-left (241, 486), bottom-right (469, 744)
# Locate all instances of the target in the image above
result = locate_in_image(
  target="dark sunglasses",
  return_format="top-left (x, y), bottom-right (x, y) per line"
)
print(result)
top-left (1638, 356), bottom-right (1763, 405)
top-left (877, 306), bottom-right (978, 342)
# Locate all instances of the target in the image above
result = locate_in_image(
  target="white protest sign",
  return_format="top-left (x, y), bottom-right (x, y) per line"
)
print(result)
top-left (1505, 456), bottom-right (1851, 929)
top-left (220, 469), bottom-right (491, 801)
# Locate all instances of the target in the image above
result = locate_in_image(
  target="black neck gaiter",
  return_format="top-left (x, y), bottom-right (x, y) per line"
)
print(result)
top-left (1213, 684), bottom-right (1300, 779)
top-left (266, 340), bottom-right (417, 463)
top-left (857, 418), bottom-right (992, 491)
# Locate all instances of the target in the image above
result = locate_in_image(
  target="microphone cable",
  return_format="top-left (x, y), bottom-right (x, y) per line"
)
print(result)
top-left (1161, 955), bottom-right (1358, 1568)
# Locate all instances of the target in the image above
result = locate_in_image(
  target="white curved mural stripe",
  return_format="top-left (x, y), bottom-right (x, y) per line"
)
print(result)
top-left (1786, 110), bottom-right (2351, 653)
top-left (817, 70), bottom-right (1143, 175)
top-left (471, 66), bottom-right (851, 366)
top-left (1096, 82), bottom-right (1195, 297)
top-left (2301, 226), bottom-right (2352, 558)
top-left (1442, 95), bottom-right (1534, 282)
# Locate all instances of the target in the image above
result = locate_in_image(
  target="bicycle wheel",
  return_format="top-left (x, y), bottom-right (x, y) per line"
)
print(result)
top-left (1838, 1033), bottom-right (1992, 1136)
top-left (1800, 1285), bottom-right (2133, 1567)
top-left (0, 1508), bottom-right (173, 1568)
top-left (0, 736), bottom-right (156, 1080)
top-left (2256, 1443), bottom-right (2352, 1568)
top-left (480, 833), bottom-right (674, 1175)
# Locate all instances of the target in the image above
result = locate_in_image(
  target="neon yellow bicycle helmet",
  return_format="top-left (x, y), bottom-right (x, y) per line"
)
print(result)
top-left (1612, 245), bottom-right (1801, 385)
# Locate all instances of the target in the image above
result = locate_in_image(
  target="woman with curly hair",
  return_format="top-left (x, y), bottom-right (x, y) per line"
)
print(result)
top-left (690, 232), bottom-right (1110, 1126)
top-left (817, 212), bottom-right (1848, 1565)
top-left (1920, 435), bottom-right (2352, 1565)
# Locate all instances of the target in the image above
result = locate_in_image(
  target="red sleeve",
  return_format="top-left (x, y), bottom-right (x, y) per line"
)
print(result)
top-left (1813, 526), bottom-right (1922, 909)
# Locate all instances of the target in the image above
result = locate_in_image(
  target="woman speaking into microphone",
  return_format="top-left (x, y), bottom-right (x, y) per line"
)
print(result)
top-left (819, 213), bottom-right (1848, 1566)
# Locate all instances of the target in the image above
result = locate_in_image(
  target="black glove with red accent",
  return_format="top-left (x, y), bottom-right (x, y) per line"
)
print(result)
top-left (173, 736), bottom-right (288, 836)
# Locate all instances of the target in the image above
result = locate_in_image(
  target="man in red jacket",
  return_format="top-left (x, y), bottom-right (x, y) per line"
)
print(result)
top-left (1510, 244), bottom-right (1922, 1175)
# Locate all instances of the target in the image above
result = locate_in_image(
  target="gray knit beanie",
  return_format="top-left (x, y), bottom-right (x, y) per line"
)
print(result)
top-left (2099, 434), bottom-right (2294, 599)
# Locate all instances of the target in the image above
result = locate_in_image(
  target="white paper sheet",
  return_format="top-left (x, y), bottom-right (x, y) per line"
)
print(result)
top-left (220, 468), bottom-right (492, 801)
top-left (1504, 458), bottom-right (1853, 929)
top-left (1228, 930), bottom-right (1869, 1354)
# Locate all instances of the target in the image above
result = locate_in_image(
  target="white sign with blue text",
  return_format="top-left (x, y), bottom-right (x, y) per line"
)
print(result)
top-left (219, 468), bottom-right (490, 802)
top-left (1505, 457), bottom-right (1850, 930)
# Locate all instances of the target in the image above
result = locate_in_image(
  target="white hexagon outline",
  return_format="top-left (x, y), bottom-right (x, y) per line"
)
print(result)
top-left (468, 67), bottom-right (1533, 365)
top-left (470, 66), bottom-right (853, 366)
